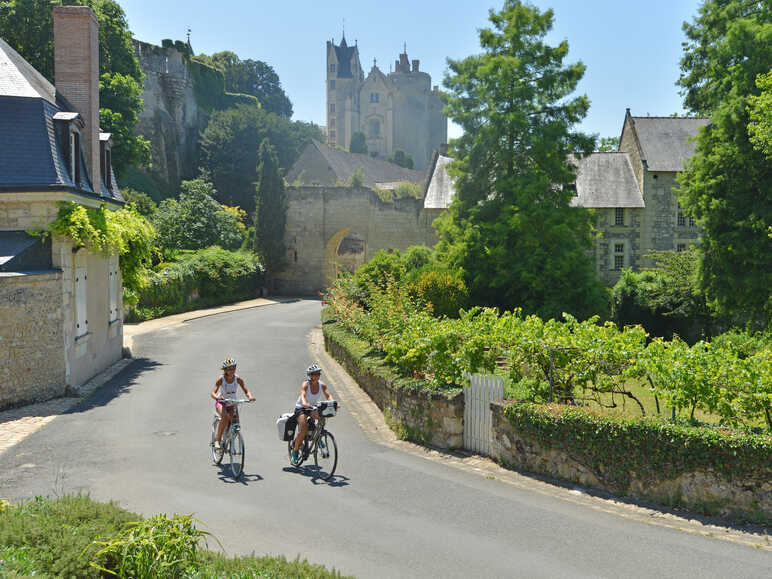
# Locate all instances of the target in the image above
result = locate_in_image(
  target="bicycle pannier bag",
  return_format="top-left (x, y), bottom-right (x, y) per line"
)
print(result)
top-left (276, 412), bottom-right (296, 441)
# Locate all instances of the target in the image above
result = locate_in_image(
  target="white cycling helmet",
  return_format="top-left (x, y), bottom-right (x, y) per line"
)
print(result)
top-left (221, 357), bottom-right (237, 369)
top-left (307, 363), bottom-right (322, 375)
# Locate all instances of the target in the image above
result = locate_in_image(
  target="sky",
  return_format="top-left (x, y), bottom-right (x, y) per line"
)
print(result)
top-left (119, 0), bottom-right (704, 142)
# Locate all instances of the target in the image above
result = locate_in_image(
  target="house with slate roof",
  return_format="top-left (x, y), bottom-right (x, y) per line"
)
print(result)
top-left (422, 109), bottom-right (710, 286)
top-left (0, 6), bottom-right (125, 409)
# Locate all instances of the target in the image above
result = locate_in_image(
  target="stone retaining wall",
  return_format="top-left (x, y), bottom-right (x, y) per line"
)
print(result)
top-left (490, 401), bottom-right (772, 523)
top-left (324, 331), bottom-right (463, 449)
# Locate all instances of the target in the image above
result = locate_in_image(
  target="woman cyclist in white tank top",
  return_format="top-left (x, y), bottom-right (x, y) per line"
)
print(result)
top-left (210, 357), bottom-right (254, 449)
top-left (290, 363), bottom-right (333, 465)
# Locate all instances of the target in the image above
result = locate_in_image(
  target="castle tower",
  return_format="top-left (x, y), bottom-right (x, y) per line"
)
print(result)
top-left (326, 35), bottom-right (362, 149)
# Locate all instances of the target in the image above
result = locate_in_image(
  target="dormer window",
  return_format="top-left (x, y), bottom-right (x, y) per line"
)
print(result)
top-left (69, 130), bottom-right (81, 184)
top-left (100, 133), bottom-right (113, 193)
top-left (53, 111), bottom-right (84, 187)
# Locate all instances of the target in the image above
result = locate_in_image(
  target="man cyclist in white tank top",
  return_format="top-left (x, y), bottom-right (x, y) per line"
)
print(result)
top-left (290, 363), bottom-right (333, 466)
top-left (210, 357), bottom-right (254, 451)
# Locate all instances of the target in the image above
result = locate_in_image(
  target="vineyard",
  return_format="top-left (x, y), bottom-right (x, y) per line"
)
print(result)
top-left (324, 277), bottom-right (772, 432)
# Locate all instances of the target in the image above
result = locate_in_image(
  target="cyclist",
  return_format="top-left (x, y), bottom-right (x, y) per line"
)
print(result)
top-left (290, 363), bottom-right (334, 466)
top-left (211, 357), bottom-right (254, 451)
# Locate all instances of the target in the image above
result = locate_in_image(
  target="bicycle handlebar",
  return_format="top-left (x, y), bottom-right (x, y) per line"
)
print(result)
top-left (220, 398), bottom-right (254, 404)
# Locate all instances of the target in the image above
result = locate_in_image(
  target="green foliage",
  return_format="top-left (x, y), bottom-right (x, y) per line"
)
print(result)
top-left (388, 149), bottom-right (414, 169)
top-left (748, 70), bottom-right (772, 159)
top-left (44, 201), bottom-right (154, 300)
top-left (677, 0), bottom-right (772, 327)
top-left (597, 136), bottom-right (619, 152)
top-left (354, 249), bottom-right (406, 292)
top-left (0, 496), bottom-right (348, 578)
top-left (195, 51), bottom-right (293, 117)
top-left (610, 249), bottom-right (718, 342)
top-left (349, 131), bottom-right (368, 154)
top-left (121, 188), bottom-right (157, 217)
top-left (407, 268), bottom-right (468, 318)
top-left (254, 138), bottom-right (286, 274)
top-left (152, 178), bottom-right (245, 252)
top-left (126, 247), bottom-right (262, 322)
top-left (90, 513), bottom-right (208, 577)
top-left (436, 0), bottom-right (607, 321)
top-left (502, 402), bottom-right (772, 506)
top-left (199, 104), bottom-right (323, 213)
top-left (99, 71), bottom-right (151, 173)
top-left (348, 166), bottom-right (366, 188)
top-left (0, 495), bottom-right (136, 577)
top-left (119, 166), bottom-right (166, 202)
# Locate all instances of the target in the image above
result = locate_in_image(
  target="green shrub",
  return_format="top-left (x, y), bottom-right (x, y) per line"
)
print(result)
top-left (407, 268), bottom-right (468, 318)
top-left (127, 248), bottom-right (263, 321)
top-left (354, 249), bottom-right (405, 292)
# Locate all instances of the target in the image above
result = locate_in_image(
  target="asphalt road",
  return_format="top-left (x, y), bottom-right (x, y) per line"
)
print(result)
top-left (1, 300), bottom-right (770, 578)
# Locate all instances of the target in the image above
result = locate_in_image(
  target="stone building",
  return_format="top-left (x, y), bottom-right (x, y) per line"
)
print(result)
top-left (326, 36), bottom-right (447, 170)
top-left (422, 110), bottom-right (709, 286)
top-left (0, 6), bottom-right (125, 409)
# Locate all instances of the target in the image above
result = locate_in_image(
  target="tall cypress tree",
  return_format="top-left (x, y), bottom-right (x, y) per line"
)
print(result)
top-left (254, 138), bottom-right (286, 277)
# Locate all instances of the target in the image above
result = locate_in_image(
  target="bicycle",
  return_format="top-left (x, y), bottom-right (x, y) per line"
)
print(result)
top-left (287, 400), bottom-right (339, 481)
top-left (210, 398), bottom-right (253, 479)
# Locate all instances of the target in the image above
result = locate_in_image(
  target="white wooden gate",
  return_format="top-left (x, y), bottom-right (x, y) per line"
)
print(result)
top-left (463, 374), bottom-right (504, 455)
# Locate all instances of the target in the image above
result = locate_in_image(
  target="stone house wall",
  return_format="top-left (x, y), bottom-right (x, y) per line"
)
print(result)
top-left (0, 197), bottom-right (123, 409)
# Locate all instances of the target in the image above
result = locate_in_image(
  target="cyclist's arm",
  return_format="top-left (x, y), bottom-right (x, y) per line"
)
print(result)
top-left (299, 381), bottom-right (311, 408)
top-left (237, 376), bottom-right (255, 401)
top-left (321, 382), bottom-right (333, 401)
top-left (210, 377), bottom-right (224, 401)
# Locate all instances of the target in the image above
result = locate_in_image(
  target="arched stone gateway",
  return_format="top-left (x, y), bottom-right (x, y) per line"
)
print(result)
top-left (273, 186), bottom-right (440, 296)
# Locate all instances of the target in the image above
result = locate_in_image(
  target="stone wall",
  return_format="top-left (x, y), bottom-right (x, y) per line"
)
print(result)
top-left (275, 186), bottom-right (438, 295)
top-left (324, 329), bottom-right (464, 449)
top-left (490, 401), bottom-right (772, 522)
top-left (0, 272), bottom-right (65, 408)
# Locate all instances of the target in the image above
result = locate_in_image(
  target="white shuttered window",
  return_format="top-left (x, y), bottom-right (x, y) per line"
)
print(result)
top-left (75, 267), bottom-right (88, 337)
top-left (108, 262), bottom-right (119, 322)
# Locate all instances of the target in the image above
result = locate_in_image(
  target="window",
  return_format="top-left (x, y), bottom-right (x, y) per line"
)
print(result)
top-left (108, 261), bottom-right (119, 322)
top-left (689, 216), bottom-right (696, 228)
top-left (614, 243), bottom-right (624, 254)
top-left (677, 204), bottom-right (686, 227)
top-left (329, 130), bottom-right (336, 143)
top-left (370, 92), bottom-right (379, 103)
top-left (329, 63), bottom-right (336, 73)
top-left (368, 119), bottom-right (380, 137)
top-left (613, 242), bottom-right (625, 270)
top-left (75, 267), bottom-right (88, 337)
top-left (329, 103), bottom-right (335, 113)
top-left (69, 131), bottom-right (81, 184)
top-left (614, 207), bottom-right (624, 226)
top-left (329, 80), bottom-right (335, 90)
top-left (677, 243), bottom-right (687, 252)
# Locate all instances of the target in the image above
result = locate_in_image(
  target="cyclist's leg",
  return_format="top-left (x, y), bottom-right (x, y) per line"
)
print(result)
top-left (294, 411), bottom-right (308, 453)
top-left (216, 404), bottom-right (232, 443)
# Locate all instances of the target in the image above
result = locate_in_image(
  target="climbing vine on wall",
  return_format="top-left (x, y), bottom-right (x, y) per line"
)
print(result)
top-left (42, 202), bottom-right (155, 303)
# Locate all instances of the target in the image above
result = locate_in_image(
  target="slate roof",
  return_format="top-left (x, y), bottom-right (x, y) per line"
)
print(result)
top-left (0, 231), bottom-right (53, 272)
top-left (423, 153), bottom-right (455, 209)
top-left (631, 116), bottom-right (709, 172)
top-left (0, 38), bottom-right (122, 201)
top-left (570, 152), bottom-right (644, 208)
top-left (334, 36), bottom-right (357, 78)
top-left (292, 140), bottom-right (426, 188)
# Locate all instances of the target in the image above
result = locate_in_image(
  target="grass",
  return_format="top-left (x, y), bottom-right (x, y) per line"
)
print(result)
top-left (0, 495), bottom-right (351, 578)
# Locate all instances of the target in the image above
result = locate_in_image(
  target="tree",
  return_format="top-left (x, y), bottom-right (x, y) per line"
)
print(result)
top-left (349, 131), bottom-right (368, 154)
top-left (435, 1), bottom-right (606, 320)
top-left (677, 0), bottom-right (772, 327)
top-left (388, 149), bottom-right (414, 169)
top-left (597, 136), bottom-right (619, 152)
top-left (199, 104), bottom-right (323, 213)
top-left (121, 188), bottom-right (157, 217)
top-left (748, 70), bottom-right (772, 159)
top-left (0, 0), bottom-right (150, 174)
top-left (254, 139), bottom-right (286, 275)
top-left (152, 178), bottom-right (244, 252)
top-left (196, 51), bottom-right (293, 117)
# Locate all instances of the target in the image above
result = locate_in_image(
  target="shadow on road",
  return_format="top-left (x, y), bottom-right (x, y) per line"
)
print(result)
top-left (214, 465), bottom-right (264, 485)
top-left (65, 358), bottom-right (162, 414)
top-left (281, 465), bottom-right (350, 487)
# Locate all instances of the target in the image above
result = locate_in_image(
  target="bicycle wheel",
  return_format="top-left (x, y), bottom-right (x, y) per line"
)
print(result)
top-left (229, 431), bottom-right (245, 479)
top-left (210, 417), bottom-right (224, 464)
top-left (314, 430), bottom-right (338, 481)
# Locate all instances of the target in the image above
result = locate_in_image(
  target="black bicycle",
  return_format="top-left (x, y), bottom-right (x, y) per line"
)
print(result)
top-left (287, 400), bottom-right (339, 481)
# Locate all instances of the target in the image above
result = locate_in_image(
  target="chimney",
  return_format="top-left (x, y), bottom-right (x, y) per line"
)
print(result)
top-left (412, 59), bottom-right (419, 72)
top-left (54, 6), bottom-right (100, 193)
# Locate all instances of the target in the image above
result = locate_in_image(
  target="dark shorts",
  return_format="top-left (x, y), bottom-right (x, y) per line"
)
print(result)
top-left (216, 401), bottom-right (235, 414)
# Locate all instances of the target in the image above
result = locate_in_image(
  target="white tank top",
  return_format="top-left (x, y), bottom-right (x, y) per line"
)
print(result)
top-left (220, 375), bottom-right (239, 400)
top-left (296, 380), bottom-right (323, 408)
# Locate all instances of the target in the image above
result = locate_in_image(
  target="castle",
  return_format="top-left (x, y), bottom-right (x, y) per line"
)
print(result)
top-left (325, 35), bottom-right (447, 170)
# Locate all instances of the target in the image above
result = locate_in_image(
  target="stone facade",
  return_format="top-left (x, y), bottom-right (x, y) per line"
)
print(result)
top-left (133, 40), bottom-right (203, 191)
top-left (275, 185), bottom-right (438, 295)
top-left (489, 401), bottom-right (771, 522)
top-left (324, 330), bottom-right (464, 449)
top-left (326, 37), bottom-right (447, 170)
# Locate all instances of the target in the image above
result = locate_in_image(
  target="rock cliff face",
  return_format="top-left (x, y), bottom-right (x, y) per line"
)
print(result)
top-left (133, 40), bottom-right (205, 191)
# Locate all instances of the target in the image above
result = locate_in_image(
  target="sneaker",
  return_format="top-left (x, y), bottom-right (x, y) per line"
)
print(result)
top-left (319, 438), bottom-right (326, 450)
top-left (290, 449), bottom-right (300, 466)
